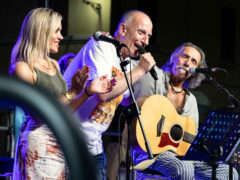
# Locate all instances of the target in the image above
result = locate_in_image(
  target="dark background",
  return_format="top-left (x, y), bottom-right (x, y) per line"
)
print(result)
top-left (0, 0), bottom-right (240, 157)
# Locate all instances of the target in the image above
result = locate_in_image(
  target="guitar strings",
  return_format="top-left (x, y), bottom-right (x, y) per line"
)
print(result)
top-left (171, 126), bottom-right (194, 143)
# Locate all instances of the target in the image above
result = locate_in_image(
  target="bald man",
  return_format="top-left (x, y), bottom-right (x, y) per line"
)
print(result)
top-left (63, 10), bottom-right (156, 180)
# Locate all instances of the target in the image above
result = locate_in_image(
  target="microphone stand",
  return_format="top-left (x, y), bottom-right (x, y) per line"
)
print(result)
top-left (204, 73), bottom-right (240, 111)
top-left (204, 73), bottom-right (240, 180)
top-left (115, 44), bottom-right (153, 180)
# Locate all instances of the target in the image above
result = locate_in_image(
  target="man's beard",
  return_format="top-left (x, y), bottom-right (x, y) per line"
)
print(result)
top-left (176, 65), bottom-right (189, 78)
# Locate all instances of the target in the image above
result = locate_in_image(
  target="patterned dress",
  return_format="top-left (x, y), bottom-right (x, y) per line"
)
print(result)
top-left (13, 63), bottom-right (68, 180)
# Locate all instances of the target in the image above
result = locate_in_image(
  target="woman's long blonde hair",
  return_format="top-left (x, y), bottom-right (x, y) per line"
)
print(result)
top-left (11, 8), bottom-right (62, 70)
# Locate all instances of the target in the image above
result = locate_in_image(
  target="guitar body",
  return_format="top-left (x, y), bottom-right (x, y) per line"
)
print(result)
top-left (132, 95), bottom-right (196, 156)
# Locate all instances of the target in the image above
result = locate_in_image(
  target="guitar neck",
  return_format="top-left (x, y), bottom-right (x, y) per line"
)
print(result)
top-left (183, 131), bottom-right (195, 144)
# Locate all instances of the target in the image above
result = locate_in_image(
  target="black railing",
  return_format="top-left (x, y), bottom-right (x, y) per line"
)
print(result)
top-left (0, 75), bottom-right (96, 180)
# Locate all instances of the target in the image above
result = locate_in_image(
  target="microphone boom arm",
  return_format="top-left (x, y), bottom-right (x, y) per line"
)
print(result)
top-left (205, 73), bottom-right (240, 110)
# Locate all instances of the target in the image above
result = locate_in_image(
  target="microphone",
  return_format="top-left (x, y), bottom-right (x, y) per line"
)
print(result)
top-left (189, 67), bottom-right (219, 74)
top-left (135, 44), bottom-right (158, 80)
top-left (93, 31), bottom-right (121, 47)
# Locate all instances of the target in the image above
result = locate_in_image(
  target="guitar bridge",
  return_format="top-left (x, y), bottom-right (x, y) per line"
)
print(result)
top-left (157, 115), bottom-right (165, 136)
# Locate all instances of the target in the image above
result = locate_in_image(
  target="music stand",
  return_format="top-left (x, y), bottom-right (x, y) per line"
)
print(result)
top-left (181, 109), bottom-right (240, 180)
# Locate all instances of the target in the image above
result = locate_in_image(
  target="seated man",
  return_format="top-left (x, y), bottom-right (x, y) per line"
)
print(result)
top-left (128, 42), bottom-right (239, 180)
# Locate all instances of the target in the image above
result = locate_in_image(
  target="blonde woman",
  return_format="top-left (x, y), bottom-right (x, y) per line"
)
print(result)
top-left (9, 8), bottom-right (115, 179)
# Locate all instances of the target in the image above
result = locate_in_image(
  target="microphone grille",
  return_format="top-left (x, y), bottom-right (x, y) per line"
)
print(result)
top-left (93, 31), bottom-right (102, 40)
top-left (189, 67), bottom-right (195, 74)
top-left (135, 43), bottom-right (146, 54)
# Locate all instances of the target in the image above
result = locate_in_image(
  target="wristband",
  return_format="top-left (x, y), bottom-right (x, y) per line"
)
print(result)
top-left (84, 87), bottom-right (93, 97)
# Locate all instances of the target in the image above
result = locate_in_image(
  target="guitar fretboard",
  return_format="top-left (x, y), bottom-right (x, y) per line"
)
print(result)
top-left (183, 132), bottom-right (195, 144)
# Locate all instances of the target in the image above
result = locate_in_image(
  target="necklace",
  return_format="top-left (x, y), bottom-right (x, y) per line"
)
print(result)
top-left (45, 63), bottom-right (50, 70)
top-left (40, 61), bottom-right (51, 70)
top-left (170, 83), bottom-right (184, 93)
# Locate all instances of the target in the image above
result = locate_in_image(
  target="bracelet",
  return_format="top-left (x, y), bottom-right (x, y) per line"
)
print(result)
top-left (64, 91), bottom-right (74, 103)
top-left (84, 87), bottom-right (93, 97)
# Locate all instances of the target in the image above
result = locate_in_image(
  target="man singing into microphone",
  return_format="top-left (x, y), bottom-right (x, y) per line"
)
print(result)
top-left (129, 42), bottom-right (239, 179)
top-left (63, 10), bottom-right (155, 180)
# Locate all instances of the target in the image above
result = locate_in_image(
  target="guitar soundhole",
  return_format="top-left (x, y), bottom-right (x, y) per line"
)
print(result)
top-left (170, 125), bottom-right (183, 141)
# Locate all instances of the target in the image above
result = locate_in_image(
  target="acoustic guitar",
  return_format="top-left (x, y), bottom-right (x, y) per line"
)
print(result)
top-left (131, 95), bottom-right (196, 156)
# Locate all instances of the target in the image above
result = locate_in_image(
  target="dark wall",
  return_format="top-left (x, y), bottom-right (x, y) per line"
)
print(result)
top-left (0, 0), bottom-right (37, 73)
